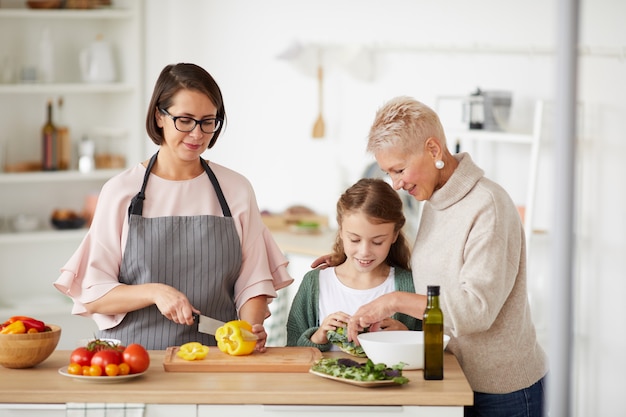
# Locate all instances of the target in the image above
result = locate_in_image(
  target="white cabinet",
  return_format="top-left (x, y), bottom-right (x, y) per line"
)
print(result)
top-left (0, 1), bottom-right (144, 348)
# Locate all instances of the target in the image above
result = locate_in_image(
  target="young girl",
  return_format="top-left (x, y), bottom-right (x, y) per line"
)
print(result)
top-left (286, 178), bottom-right (420, 352)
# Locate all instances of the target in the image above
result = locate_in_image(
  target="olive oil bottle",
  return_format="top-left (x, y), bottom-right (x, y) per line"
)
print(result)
top-left (56, 97), bottom-right (70, 170)
top-left (423, 285), bottom-right (444, 380)
top-left (42, 99), bottom-right (58, 171)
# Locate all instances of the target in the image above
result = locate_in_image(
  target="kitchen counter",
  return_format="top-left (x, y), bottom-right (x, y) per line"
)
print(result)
top-left (0, 350), bottom-right (472, 408)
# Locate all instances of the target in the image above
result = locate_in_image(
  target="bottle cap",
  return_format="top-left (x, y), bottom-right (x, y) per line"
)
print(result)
top-left (427, 285), bottom-right (440, 296)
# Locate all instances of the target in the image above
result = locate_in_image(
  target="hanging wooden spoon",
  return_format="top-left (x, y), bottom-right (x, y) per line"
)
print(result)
top-left (312, 63), bottom-right (325, 138)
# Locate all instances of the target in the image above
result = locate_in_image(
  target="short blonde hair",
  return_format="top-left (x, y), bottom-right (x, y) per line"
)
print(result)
top-left (367, 96), bottom-right (447, 154)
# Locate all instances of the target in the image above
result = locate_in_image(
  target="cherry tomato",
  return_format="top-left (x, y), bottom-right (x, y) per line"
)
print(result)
top-left (105, 363), bottom-right (120, 377)
top-left (82, 365), bottom-right (91, 376)
top-left (122, 343), bottom-right (150, 374)
top-left (67, 363), bottom-right (82, 376)
top-left (70, 347), bottom-right (94, 367)
top-left (89, 364), bottom-right (103, 376)
top-left (118, 362), bottom-right (130, 376)
top-left (91, 350), bottom-right (122, 369)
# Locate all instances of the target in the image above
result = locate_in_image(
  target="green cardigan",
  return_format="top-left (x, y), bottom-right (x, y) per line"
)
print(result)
top-left (285, 267), bottom-right (422, 351)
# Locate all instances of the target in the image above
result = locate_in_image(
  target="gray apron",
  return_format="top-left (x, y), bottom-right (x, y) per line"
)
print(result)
top-left (99, 152), bottom-right (243, 349)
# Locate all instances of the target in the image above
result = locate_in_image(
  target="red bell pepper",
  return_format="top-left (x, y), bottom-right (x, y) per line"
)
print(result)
top-left (21, 318), bottom-right (46, 332)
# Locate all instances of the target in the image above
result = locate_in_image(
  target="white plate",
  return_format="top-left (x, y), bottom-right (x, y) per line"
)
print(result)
top-left (309, 369), bottom-right (404, 388)
top-left (58, 366), bottom-right (146, 383)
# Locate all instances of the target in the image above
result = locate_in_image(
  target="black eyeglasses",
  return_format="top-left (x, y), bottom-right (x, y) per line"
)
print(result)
top-left (159, 108), bottom-right (222, 134)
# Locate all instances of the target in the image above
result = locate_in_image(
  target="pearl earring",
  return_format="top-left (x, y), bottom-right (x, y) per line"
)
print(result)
top-left (435, 160), bottom-right (445, 170)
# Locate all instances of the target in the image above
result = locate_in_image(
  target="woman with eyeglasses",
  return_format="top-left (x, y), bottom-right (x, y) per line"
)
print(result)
top-left (54, 63), bottom-right (293, 351)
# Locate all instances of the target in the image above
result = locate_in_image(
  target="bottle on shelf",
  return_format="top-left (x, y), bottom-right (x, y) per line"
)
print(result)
top-left (423, 285), bottom-right (444, 380)
top-left (78, 135), bottom-right (95, 173)
top-left (56, 97), bottom-right (71, 170)
top-left (42, 99), bottom-right (58, 171)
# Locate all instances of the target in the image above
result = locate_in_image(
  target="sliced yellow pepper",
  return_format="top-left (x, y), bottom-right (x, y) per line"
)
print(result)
top-left (177, 342), bottom-right (210, 361)
top-left (215, 320), bottom-right (256, 356)
top-left (0, 320), bottom-right (26, 334)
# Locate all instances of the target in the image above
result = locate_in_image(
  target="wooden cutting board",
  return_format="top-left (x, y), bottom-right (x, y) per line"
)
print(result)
top-left (163, 346), bottom-right (322, 373)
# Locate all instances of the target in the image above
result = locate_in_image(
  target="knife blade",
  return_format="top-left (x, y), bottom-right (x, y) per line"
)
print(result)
top-left (193, 313), bottom-right (258, 341)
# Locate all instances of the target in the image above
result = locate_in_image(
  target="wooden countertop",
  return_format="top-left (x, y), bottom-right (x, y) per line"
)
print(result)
top-left (0, 350), bottom-right (473, 407)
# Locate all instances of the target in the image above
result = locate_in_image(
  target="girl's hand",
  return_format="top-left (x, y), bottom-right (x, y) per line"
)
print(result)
top-left (310, 312), bottom-right (350, 345)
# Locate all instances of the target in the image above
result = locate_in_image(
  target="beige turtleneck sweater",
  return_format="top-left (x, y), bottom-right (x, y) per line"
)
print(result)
top-left (412, 152), bottom-right (548, 394)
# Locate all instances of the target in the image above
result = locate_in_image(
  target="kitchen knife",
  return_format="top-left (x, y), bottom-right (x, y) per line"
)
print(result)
top-left (193, 313), bottom-right (258, 341)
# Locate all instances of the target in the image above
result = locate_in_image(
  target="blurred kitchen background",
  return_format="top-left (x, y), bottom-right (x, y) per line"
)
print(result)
top-left (0, 0), bottom-right (624, 415)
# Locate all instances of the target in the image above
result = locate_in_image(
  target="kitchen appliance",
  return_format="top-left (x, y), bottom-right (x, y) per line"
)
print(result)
top-left (482, 90), bottom-right (513, 131)
top-left (439, 90), bottom-right (513, 132)
top-left (468, 88), bottom-right (484, 129)
top-left (193, 313), bottom-right (257, 340)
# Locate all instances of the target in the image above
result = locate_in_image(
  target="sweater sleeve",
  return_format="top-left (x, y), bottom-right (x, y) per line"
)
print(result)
top-left (393, 267), bottom-right (422, 331)
top-left (285, 270), bottom-right (332, 351)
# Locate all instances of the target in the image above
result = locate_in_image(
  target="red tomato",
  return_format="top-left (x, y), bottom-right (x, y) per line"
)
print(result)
top-left (122, 343), bottom-right (150, 374)
top-left (91, 350), bottom-right (122, 368)
top-left (70, 347), bottom-right (94, 367)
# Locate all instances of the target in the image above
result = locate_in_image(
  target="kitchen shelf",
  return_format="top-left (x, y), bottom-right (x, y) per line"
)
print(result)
top-left (0, 8), bottom-right (134, 20)
top-left (0, 228), bottom-right (86, 245)
top-left (0, 169), bottom-right (122, 184)
top-left (0, 0), bottom-right (143, 325)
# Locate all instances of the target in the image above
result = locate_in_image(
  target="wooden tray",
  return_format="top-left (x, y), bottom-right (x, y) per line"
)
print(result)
top-left (163, 346), bottom-right (322, 373)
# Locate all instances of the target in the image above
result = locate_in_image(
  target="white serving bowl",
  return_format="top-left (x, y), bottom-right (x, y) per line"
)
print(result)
top-left (357, 330), bottom-right (450, 370)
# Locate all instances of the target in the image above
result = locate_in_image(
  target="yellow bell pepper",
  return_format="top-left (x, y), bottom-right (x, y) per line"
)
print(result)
top-left (177, 342), bottom-right (210, 361)
top-left (215, 320), bottom-right (257, 356)
top-left (0, 320), bottom-right (26, 334)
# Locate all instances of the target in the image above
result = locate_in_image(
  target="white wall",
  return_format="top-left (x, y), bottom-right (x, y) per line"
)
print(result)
top-left (144, 1), bottom-right (626, 415)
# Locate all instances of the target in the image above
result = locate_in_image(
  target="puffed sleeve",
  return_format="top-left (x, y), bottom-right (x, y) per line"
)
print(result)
top-left (53, 167), bottom-right (139, 329)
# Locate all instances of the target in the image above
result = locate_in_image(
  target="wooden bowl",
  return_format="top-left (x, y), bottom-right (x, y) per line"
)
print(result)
top-left (0, 325), bottom-right (61, 368)
top-left (26, 1), bottom-right (63, 9)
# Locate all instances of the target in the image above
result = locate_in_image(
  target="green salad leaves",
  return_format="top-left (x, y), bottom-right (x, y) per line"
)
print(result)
top-left (311, 358), bottom-right (409, 385)
top-left (327, 327), bottom-right (367, 357)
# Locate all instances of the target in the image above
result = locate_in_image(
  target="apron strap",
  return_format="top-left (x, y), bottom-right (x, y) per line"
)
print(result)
top-left (127, 152), bottom-right (232, 218)
top-left (201, 158), bottom-right (232, 217)
top-left (128, 152), bottom-right (158, 219)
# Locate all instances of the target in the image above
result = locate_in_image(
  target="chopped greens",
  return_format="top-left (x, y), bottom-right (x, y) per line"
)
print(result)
top-left (327, 327), bottom-right (367, 357)
top-left (311, 358), bottom-right (409, 385)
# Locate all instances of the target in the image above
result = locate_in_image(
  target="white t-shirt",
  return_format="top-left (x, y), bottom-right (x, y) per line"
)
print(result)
top-left (318, 267), bottom-right (395, 350)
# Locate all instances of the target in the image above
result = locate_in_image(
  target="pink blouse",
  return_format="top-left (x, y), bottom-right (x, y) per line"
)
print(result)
top-left (54, 161), bottom-right (293, 330)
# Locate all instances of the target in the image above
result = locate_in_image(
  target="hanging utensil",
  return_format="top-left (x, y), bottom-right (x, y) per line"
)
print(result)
top-left (312, 54), bottom-right (325, 138)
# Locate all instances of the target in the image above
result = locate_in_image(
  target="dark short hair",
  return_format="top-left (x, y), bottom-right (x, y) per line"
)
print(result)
top-left (145, 63), bottom-right (226, 149)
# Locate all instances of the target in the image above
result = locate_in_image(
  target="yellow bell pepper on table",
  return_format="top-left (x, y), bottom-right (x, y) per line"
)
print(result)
top-left (215, 320), bottom-right (257, 356)
top-left (177, 342), bottom-right (210, 361)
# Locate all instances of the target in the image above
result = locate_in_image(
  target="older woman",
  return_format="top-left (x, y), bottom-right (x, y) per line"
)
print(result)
top-left (317, 97), bottom-right (548, 417)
